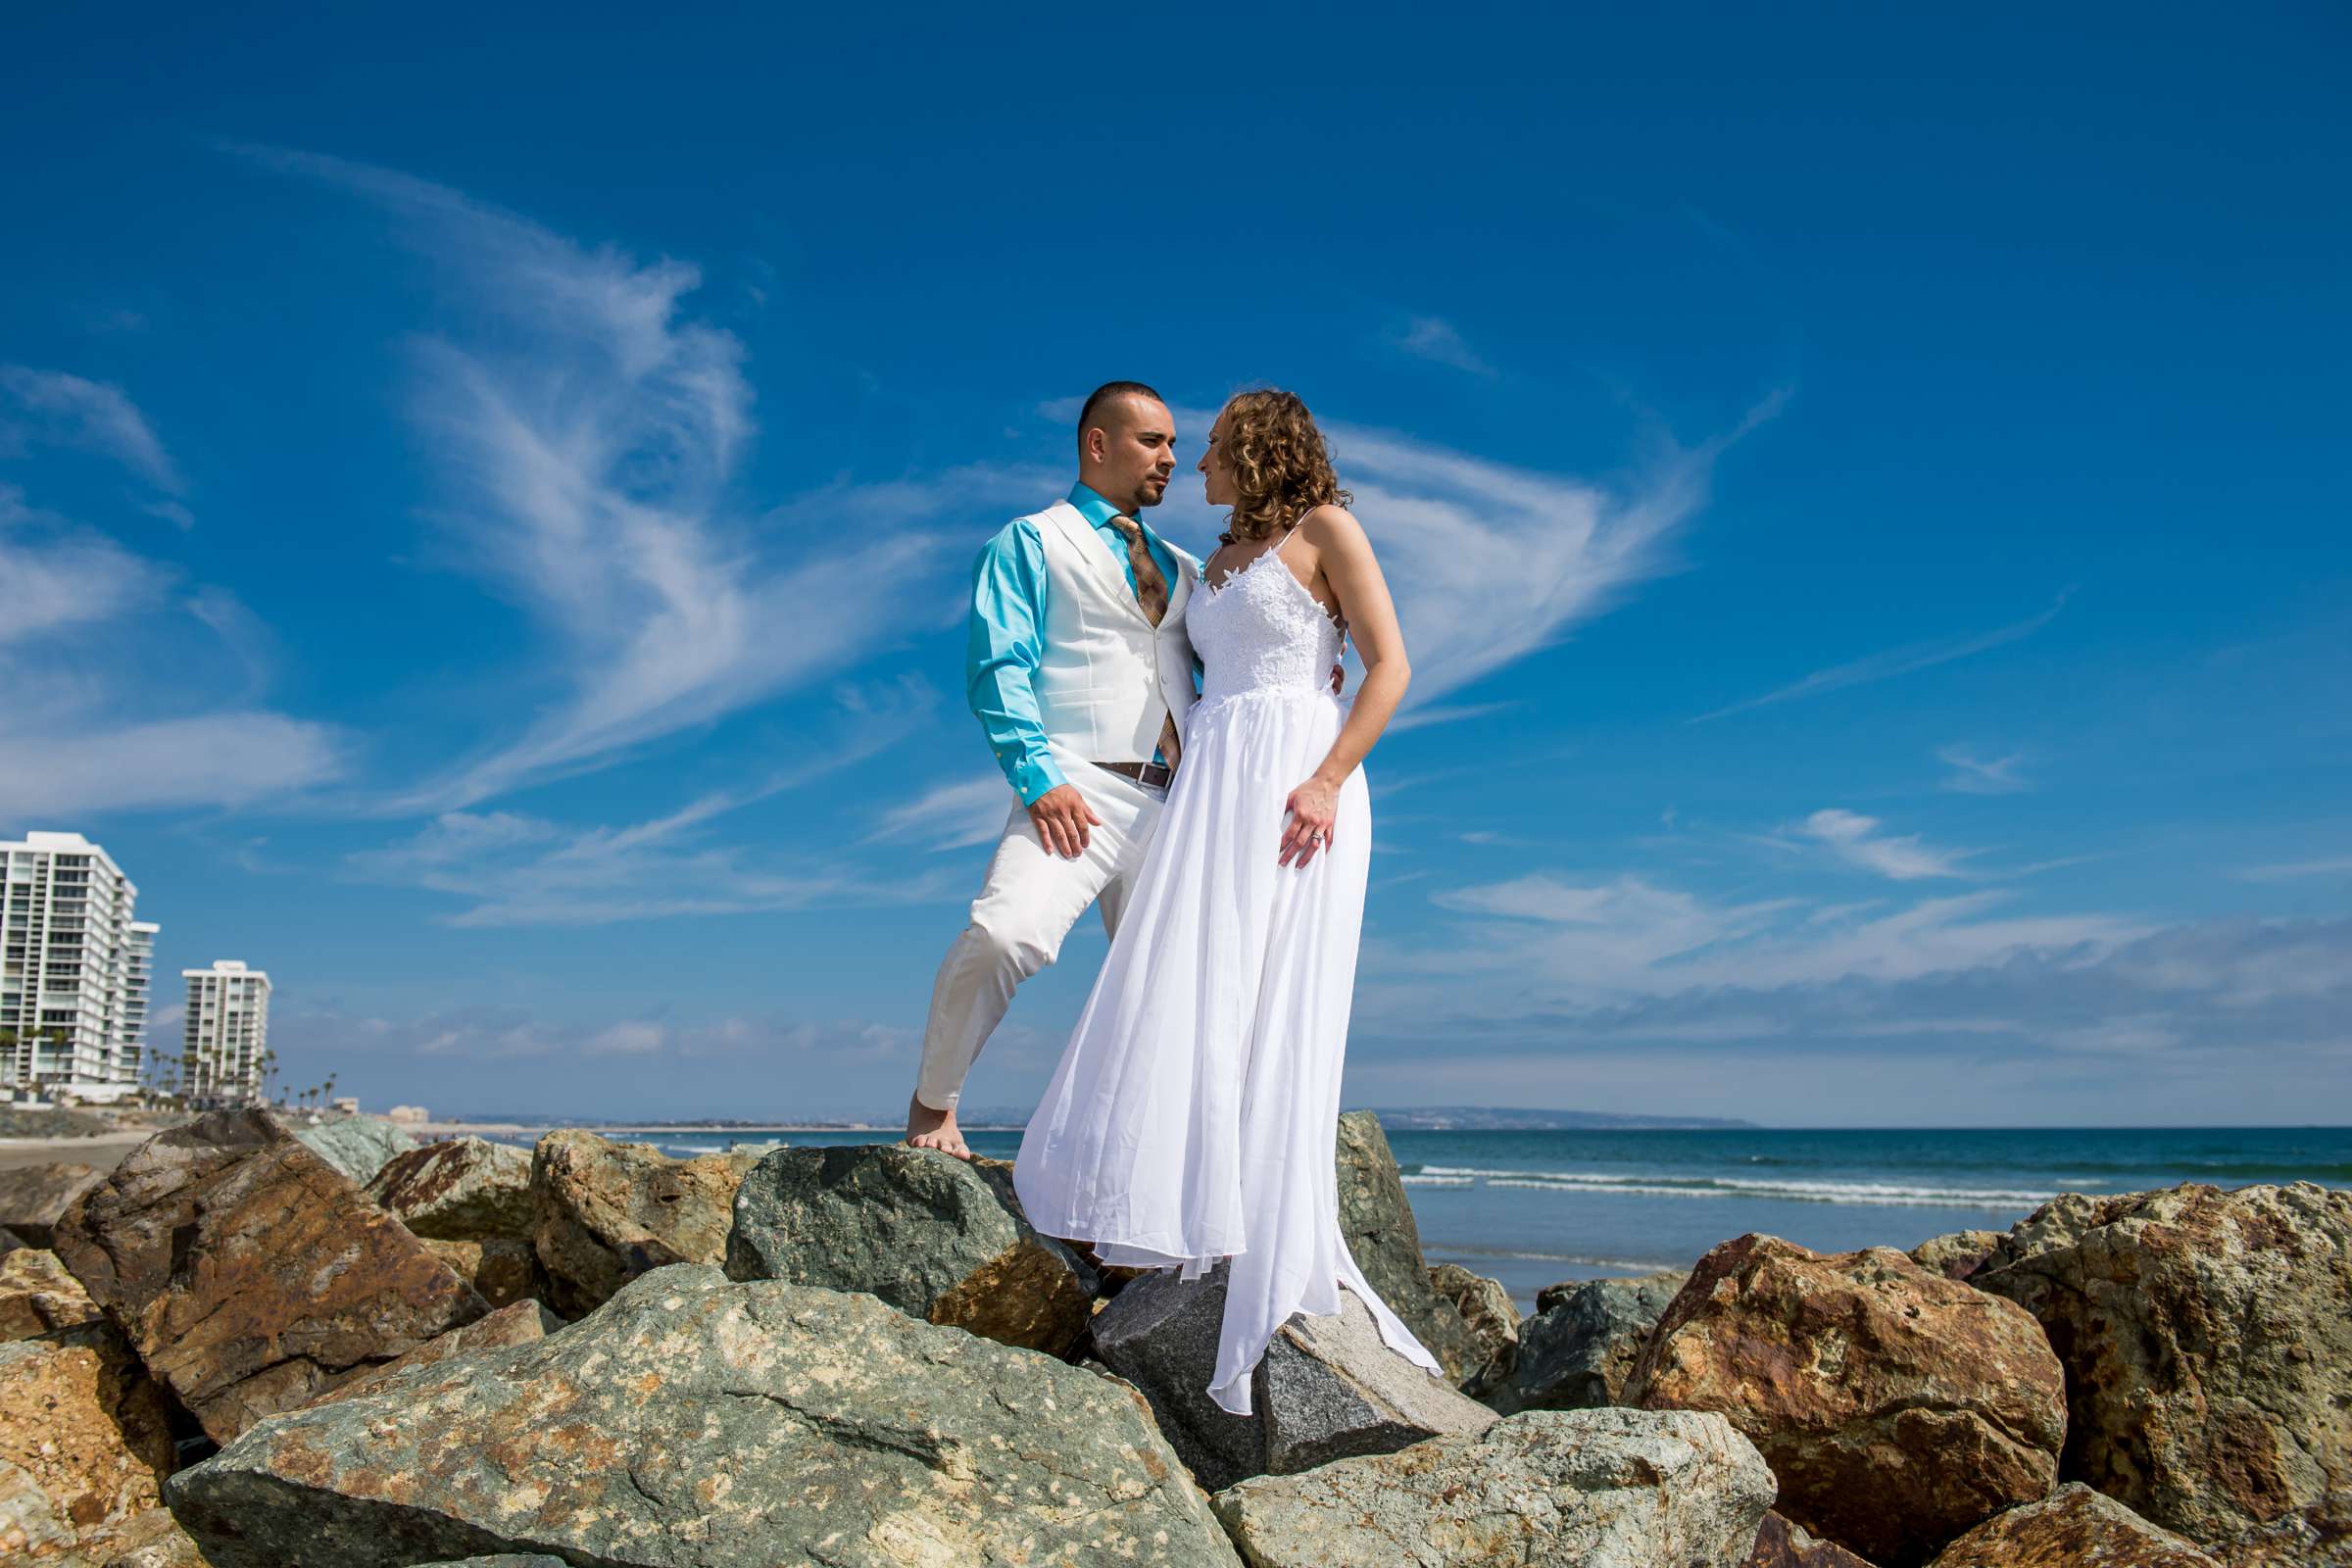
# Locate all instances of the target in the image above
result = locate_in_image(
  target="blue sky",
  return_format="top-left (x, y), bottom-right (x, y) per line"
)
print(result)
top-left (4, 6), bottom-right (2347, 1125)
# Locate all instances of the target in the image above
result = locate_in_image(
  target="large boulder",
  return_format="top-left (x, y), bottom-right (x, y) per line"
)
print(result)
top-left (1908, 1230), bottom-right (2004, 1282)
top-left (1335, 1109), bottom-right (1477, 1381)
top-left (0, 1248), bottom-right (103, 1340)
top-left (1631, 1233), bottom-right (2067, 1567)
top-left (1091, 1259), bottom-right (1496, 1492)
top-left (75, 1501), bottom-right (215, 1567)
top-left (50, 1108), bottom-right (487, 1442)
top-left (1209, 1406), bottom-right (1774, 1568)
top-left (164, 1262), bottom-right (1242, 1568)
top-left (292, 1113), bottom-right (418, 1185)
top-left (1974, 1181), bottom-right (2352, 1546)
top-left (1537, 1265), bottom-right (1689, 1315)
top-left (725, 1143), bottom-right (1098, 1355)
top-left (0, 1329), bottom-right (174, 1559)
top-left (530, 1129), bottom-right (759, 1318)
top-left (421, 1237), bottom-right (544, 1310)
top-left (0, 1162), bottom-right (105, 1248)
top-left (1494, 1271), bottom-right (1687, 1415)
top-left (365, 1137), bottom-right (532, 1242)
top-left (2213, 1494), bottom-right (2352, 1567)
top-left (1928, 1483), bottom-right (2221, 1566)
top-left (1746, 1511), bottom-right (1880, 1567)
top-left (1428, 1262), bottom-right (1518, 1397)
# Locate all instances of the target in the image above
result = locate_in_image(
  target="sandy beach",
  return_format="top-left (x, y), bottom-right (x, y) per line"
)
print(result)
top-left (0, 1134), bottom-right (148, 1174)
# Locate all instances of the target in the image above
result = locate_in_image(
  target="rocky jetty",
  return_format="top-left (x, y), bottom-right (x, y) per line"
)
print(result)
top-left (165, 1263), bottom-right (1242, 1568)
top-left (724, 1142), bottom-right (1099, 1354)
top-left (529, 1129), bottom-right (759, 1318)
top-left (292, 1114), bottom-right (419, 1185)
top-left (1632, 1234), bottom-right (2067, 1566)
top-left (1, 1102), bottom-right (2341, 1568)
top-left (1974, 1181), bottom-right (2352, 1547)
top-left (1210, 1406), bottom-right (1774, 1567)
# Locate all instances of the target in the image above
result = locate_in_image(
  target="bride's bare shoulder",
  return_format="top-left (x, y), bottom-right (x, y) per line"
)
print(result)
top-left (1294, 504), bottom-right (1368, 552)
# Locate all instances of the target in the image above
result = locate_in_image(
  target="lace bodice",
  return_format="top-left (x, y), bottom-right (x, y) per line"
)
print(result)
top-left (1189, 535), bottom-right (1347, 711)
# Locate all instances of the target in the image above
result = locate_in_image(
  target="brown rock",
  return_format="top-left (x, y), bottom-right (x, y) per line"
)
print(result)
top-left (1929, 1483), bottom-right (2220, 1566)
top-left (84, 1502), bottom-right (217, 1566)
top-left (530, 1128), bottom-right (760, 1318)
top-left (0, 1328), bottom-right (174, 1556)
top-left (0, 1249), bottom-right (104, 1340)
top-left (365, 1136), bottom-right (532, 1242)
top-left (2212, 1492), bottom-right (2352, 1566)
top-left (1976, 1182), bottom-right (2352, 1545)
top-left (0, 1162), bottom-right (105, 1248)
top-left (1747, 1510), bottom-right (1880, 1567)
top-left (1428, 1261), bottom-right (1519, 1396)
top-left (306, 1298), bottom-right (557, 1409)
top-left (421, 1237), bottom-right (544, 1310)
top-left (1908, 1230), bottom-right (2004, 1282)
top-left (1631, 1232), bottom-right (2067, 1567)
top-left (1335, 1110), bottom-right (1478, 1382)
top-left (50, 1107), bottom-right (488, 1442)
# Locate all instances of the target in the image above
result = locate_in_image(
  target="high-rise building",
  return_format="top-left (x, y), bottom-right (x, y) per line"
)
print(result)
top-left (1, 832), bottom-right (156, 1103)
top-left (182, 960), bottom-right (270, 1107)
top-left (122, 921), bottom-right (158, 1091)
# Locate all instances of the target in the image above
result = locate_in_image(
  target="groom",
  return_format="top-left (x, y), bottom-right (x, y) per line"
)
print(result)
top-left (905, 382), bottom-right (1201, 1160)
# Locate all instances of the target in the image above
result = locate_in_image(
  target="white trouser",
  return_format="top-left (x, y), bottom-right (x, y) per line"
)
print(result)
top-left (915, 761), bottom-right (1167, 1111)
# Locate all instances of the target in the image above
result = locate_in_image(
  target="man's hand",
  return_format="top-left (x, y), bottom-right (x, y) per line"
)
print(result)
top-left (1028, 783), bottom-right (1102, 859)
top-left (1330, 661), bottom-right (1346, 695)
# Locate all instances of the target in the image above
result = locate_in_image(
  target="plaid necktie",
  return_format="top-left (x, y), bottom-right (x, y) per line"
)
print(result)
top-left (1106, 514), bottom-right (1182, 774)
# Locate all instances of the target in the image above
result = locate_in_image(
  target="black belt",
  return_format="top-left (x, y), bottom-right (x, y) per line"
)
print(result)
top-left (1095, 760), bottom-right (1172, 788)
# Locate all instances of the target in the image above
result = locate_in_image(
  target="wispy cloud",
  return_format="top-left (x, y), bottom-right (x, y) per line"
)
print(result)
top-left (1802, 808), bottom-right (1971, 881)
top-left (238, 146), bottom-right (966, 812)
top-left (1938, 744), bottom-right (2031, 794)
top-left (2237, 856), bottom-right (2352, 883)
top-left (0, 484), bottom-right (170, 646)
top-left (868, 774), bottom-right (1016, 854)
top-left (0, 366), bottom-right (184, 493)
top-left (1392, 317), bottom-right (1495, 376)
top-left (1690, 588), bottom-right (2075, 724)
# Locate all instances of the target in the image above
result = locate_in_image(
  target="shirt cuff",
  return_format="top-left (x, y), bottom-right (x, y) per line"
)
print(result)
top-left (1007, 751), bottom-right (1066, 807)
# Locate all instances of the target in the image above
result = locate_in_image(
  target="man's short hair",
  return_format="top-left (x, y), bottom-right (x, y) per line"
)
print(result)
top-left (1077, 381), bottom-right (1164, 443)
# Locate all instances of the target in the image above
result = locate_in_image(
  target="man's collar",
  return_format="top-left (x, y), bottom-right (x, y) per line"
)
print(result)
top-left (1068, 482), bottom-right (1126, 530)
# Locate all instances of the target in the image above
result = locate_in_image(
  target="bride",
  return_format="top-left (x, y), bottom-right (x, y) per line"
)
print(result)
top-left (1012, 387), bottom-right (1443, 1415)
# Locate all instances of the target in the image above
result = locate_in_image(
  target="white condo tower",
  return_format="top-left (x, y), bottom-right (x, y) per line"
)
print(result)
top-left (182, 959), bottom-right (271, 1107)
top-left (1, 832), bottom-right (158, 1103)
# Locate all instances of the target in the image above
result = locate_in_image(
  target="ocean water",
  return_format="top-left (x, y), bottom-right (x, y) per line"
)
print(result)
top-left (519, 1123), bottom-right (2352, 1312)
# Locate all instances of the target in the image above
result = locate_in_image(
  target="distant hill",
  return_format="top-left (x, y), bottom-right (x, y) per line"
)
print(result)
top-left (1364, 1105), bottom-right (1759, 1131)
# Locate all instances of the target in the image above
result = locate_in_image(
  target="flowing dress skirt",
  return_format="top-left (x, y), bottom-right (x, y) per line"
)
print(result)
top-left (1012, 685), bottom-right (1444, 1414)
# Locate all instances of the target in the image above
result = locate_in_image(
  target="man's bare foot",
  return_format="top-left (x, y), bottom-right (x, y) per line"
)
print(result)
top-left (905, 1092), bottom-right (973, 1159)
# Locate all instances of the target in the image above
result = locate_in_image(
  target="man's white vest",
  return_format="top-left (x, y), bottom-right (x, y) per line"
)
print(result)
top-left (1022, 499), bottom-right (1198, 771)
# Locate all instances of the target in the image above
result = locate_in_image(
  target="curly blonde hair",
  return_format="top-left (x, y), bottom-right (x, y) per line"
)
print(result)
top-left (1213, 388), bottom-right (1351, 545)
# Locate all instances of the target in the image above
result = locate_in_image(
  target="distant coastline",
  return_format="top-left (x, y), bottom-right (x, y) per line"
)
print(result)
top-left (421, 1104), bottom-right (1762, 1138)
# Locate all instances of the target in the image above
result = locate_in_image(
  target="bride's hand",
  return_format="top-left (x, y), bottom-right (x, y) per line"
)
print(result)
top-left (1280, 776), bottom-right (1340, 868)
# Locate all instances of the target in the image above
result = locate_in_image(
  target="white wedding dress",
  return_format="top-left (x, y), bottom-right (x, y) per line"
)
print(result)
top-left (1012, 525), bottom-right (1444, 1415)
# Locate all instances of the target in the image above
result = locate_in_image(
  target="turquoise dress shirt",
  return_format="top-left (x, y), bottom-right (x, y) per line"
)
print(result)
top-left (968, 483), bottom-right (1190, 805)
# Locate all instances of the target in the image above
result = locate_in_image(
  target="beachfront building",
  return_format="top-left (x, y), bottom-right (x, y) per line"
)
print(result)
top-left (1, 832), bottom-right (157, 1103)
top-left (181, 959), bottom-right (271, 1107)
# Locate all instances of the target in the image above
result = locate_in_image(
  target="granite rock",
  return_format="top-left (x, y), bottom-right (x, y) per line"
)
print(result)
top-left (1495, 1272), bottom-right (1687, 1416)
top-left (50, 1108), bottom-right (487, 1442)
top-left (1746, 1510), bottom-right (1881, 1567)
top-left (1092, 1258), bottom-right (1496, 1492)
top-left (0, 1328), bottom-right (174, 1559)
top-left (1928, 1483), bottom-right (2220, 1567)
top-left (1907, 1230), bottom-right (2004, 1283)
top-left (0, 1162), bottom-right (106, 1248)
top-left (1210, 1406), bottom-right (1775, 1568)
top-left (1428, 1261), bottom-right (1518, 1397)
top-left (530, 1129), bottom-right (759, 1318)
top-left (0, 1248), bottom-right (104, 1340)
top-left (1975, 1182), bottom-right (2352, 1545)
top-left (2211, 1493), bottom-right (2352, 1566)
top-left (365, 1137), bottom-right (532, 1242)
top-left (724, 1143), bottom-right (1097, 1355)
top-left (165, 1262), bottom-right (1242, 1568)
top-left (1335, 1109), bottom-right (1477, 1382)
top-left (305, 1298), bottom-right (558, 1409)
top-left (291, 1113), bottom-right (419, 1185)
top-left (1631, 1233), bottom-right (2067, 1566)
top-left (1537, 1267), bottom-right (1690, 1316)
top-left (421, 1237), bottom-right (545, 1311)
